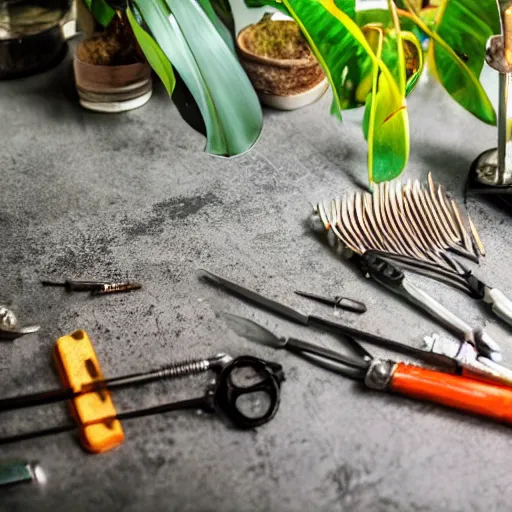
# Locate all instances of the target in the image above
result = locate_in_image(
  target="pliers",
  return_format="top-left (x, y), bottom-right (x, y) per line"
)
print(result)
top-left (222, 312), bottom-right (512, 426)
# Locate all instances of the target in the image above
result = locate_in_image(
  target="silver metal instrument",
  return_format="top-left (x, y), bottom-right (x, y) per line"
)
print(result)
top-left (469, 0), bottom-right (512, 192)
top-left (0, 306), bottom-right (40, 341)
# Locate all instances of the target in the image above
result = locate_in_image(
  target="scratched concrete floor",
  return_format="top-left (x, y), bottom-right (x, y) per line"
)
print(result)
top-left (1, 46), bottom-right (512, 512)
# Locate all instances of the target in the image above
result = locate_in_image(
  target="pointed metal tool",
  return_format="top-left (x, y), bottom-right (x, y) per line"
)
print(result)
top-left (200, 269), bottom-right (453, 368)
top-left (41, 279), bottom-right (142, 295)
top-left (294, 291), bottom-right (366, 314)
top-left (223, 312), bottom-right (370, 369)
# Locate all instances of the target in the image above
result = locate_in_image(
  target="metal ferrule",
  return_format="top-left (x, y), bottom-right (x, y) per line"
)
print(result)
top-left (364, 359), bottom-right (396, 390)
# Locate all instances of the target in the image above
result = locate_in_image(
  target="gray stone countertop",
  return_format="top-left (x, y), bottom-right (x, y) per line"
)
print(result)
top-left (0, 47), bottom-right (511, 512)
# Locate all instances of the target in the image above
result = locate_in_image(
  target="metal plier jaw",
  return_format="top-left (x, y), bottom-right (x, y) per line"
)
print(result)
top-left (426, 333), bottom-right (512, 387)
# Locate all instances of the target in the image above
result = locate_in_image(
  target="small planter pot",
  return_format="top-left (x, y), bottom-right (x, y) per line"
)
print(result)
top-left (74, 40), bottom-right (152, 113)
top-left (236, 20), bottom-right (328, 111)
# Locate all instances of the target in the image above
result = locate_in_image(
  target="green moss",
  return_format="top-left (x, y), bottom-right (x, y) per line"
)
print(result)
top-left (244, 18), bottom-right (311, 60)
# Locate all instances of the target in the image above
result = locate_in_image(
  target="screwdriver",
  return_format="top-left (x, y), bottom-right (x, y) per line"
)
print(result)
top-left (41, 279), bottom-right (141, 294)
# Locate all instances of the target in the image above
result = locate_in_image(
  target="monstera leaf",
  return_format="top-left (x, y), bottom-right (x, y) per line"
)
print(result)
top-left (403, 0), bottom-right (499, 124)
top-left (133, 0), bottom-right (262, 156)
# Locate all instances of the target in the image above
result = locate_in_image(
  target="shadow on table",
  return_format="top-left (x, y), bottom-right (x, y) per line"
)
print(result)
top-left (414, 142), bottom-right (475, 193)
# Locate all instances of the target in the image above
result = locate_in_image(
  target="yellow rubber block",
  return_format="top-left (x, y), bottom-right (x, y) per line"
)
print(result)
top-left (53, 330), bottom-right (125, 453)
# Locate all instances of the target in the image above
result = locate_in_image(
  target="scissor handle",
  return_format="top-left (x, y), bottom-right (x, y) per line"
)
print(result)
top-left (390, 363), bottom-right (512, 425)
top-left (214, 356), bottom-right (284, 429)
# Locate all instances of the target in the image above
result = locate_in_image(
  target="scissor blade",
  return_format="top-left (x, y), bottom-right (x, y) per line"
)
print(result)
top-left (200, 270), bottom-right (309, 325)
top-left (223, 313), bottom-right (286, 349)
top-left (224, 313), bottom-right (369, 376)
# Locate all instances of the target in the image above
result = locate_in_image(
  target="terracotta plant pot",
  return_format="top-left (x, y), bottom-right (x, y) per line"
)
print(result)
top-left (74, 39), bottom-right (152, 113)
top-left (236, 18), bottom-right (328, 110)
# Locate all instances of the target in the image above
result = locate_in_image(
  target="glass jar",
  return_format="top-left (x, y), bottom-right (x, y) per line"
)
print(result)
top-left (0, 0), bottom-right (72, 79)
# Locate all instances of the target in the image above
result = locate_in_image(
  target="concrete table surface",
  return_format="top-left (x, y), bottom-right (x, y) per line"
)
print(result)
top-left (1, 48), bottom-right (511, 512)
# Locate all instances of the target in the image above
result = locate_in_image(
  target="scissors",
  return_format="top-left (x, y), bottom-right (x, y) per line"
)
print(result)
top-left (223, 313), bottom-right (512, 427)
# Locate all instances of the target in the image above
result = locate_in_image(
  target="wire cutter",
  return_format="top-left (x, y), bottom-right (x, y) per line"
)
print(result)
top-left (223, 313), bottom-right (512, 427)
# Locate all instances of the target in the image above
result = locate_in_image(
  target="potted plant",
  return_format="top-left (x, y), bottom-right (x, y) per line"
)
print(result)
top-left (76, 0), bottom-right (264, 157)
top-left (243, 0), bottom-right (499, 185)
top-left (74, 5), bottom-right (152, 112)
top-left (236, 13), bottom-right (329, 110)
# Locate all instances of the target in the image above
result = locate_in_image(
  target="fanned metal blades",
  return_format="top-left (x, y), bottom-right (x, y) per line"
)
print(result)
top-left (316, 173), bottom-right (483, 270)
top-left (311, 174), bottom-right (512, 329)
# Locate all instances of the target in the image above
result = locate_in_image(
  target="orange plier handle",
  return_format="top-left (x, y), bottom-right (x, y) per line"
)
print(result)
top-left (389, 362), bottom-right (512, 423)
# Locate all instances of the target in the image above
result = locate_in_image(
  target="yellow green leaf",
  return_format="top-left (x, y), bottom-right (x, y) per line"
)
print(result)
top-left (404, 0), bottom-right (498, 125)
top-left (127, 6), bottom-right (176, 97)
top-left (363, 10), bottom-right (409, 184)
top-left (401, 30), bottom-right (424, 95)
top-left (279, 0), bottom-right (377, 120)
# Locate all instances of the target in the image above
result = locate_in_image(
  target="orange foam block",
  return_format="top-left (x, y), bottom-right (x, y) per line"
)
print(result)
top-left (53, 330), bottom-right (125, 453)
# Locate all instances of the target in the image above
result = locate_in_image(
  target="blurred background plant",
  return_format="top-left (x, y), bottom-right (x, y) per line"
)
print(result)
top-left (80, 0), bottom-right (500, 184)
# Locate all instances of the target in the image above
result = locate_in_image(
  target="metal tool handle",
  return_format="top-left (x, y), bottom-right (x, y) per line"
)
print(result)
top-left (400, 279), bottom-right (474, 341)
top-left (461, 356), bottom-right (512, 387)
top-left (286, 337), bottom-right (369, 369)
top-left (362, 253), bottom-right (475, 343)
top-left (486, 288), bottom-right (512, 326)
top-left (390, 362), bottom-right (512, 424)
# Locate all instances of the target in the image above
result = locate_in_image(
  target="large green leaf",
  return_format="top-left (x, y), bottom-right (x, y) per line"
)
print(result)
top-left (244, 0), bottom-right (291, 15)
top-left (196, 0), bottom-right (235, 52)
top-left (134, 0), bottom-right (262, 156)
top-left (275, 0), bottom-right (375, 120)
top-left (404, 0), bottom-right (498, 125)
top-left (84, 0), bottom-right (115, 27)
top-left (362, 10), bottom-right (409, 184)
top-left (342, 10), bottom-right (423, 108)
top-left (248, 0), bottom-right (408, 182)
top-left (126, 6), bottom-right (176, 96)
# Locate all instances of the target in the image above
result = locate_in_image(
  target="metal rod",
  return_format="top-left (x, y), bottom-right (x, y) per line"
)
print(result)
top-left (0, 354), bottom-right (230, 413)
top-left (0, 397), bottom-right (207, 446)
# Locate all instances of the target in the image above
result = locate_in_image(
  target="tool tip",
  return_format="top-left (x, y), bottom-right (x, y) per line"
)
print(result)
top-left (40, 280), bottom-right (62, 287)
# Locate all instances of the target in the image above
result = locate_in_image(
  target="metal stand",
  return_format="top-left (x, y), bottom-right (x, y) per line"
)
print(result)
top-left (467, 2), bottom-right (512, 199)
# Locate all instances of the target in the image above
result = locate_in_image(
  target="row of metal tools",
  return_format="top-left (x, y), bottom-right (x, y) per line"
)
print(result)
top-left (2, 174), bottom-right (512, 489)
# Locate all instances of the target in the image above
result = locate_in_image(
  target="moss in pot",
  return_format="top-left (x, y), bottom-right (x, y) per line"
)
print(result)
top-left (236, 15), bottom-right (328, 110)
top-left (74, 12), bottom-right (152, 113)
